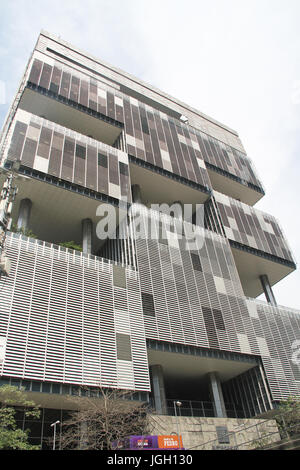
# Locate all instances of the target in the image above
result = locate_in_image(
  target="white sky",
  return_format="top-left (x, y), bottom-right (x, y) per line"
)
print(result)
top-left (1, 0), bottom-right (300, 308)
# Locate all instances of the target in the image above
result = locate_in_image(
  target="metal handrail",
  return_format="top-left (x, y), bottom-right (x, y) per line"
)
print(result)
top-left (149, 397), bottom-right (244, 419)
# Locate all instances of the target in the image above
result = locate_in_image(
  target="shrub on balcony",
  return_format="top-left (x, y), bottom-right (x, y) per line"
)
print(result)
top-left (59, 241), bottom-right (83, 252)
top-left (10, 224), bottom-right (37, 239)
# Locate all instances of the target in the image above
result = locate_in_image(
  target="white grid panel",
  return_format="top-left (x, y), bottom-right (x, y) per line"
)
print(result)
top-left (0, 234), bottom-right (149, 391)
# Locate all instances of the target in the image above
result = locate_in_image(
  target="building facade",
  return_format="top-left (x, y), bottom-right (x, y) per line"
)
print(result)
top-left (0, 31), bottom-right (299, 444)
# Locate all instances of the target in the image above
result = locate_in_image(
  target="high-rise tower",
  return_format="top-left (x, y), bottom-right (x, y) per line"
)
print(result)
top-left (0, 31), bottom-right (299, 448)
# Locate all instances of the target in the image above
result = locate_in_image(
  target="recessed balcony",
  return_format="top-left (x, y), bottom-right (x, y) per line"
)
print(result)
top-left (129, 161), bottom-right (210, 209)
top-left (3, 173), bottom-right (128, 256)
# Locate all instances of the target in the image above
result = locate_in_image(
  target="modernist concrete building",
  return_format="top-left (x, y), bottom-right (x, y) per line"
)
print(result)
top-left (0, 31), bottom-right (299, 448)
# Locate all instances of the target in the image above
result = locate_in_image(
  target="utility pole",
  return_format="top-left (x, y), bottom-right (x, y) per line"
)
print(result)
top-left (0, 170), bottom-right (18, 277)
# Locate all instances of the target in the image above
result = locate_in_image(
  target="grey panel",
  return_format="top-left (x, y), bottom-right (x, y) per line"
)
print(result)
top-left (116, 333), bottom-right (132, 361)
top-left (113, 265), bottom-right (126, 289)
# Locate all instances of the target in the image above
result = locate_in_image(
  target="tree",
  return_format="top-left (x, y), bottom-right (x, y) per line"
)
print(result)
top-left (275, 396), bottom-right (300, 439)
top-left (59, 387), bottom-right (151, 450)
top-left (0, 385), bottom-right (41, 450)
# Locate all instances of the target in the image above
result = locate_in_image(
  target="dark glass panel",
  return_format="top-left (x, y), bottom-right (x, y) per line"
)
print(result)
top-left (89, 81), bottom-right (98, 111)
top-left (21, 137), bottom-right (37, 167)
top-left (59, 71), bottom-right (71, 98)
top-left (49, 66), bottom-right (62, 94)
top-left (161, 119), bottom-right (179, 174)
top-left (213, 309), bottom-right (226, 331)
top-left (48, 148), bottom-right (62, 177)
top-left (202, 306), bottom-right (219, 349)
top-left (39, 63), bottom-right (52, 89)
top-left (108, 153), bottom-right (119, 186)
top-left (131, 104), bottom-right (142, 141)
top-left (86, 145), bottom-right (97, 189)
top-left (123, 99), bottom-right (134, 137)
top-left (119, 162), bottom-right (128, 176)
top-left (98, 152), bottom-right (108, 168)
top-left (44, 408), bottom-right (61, 422)
top-left (24, 421), bottom-right (42, 438)
top-left (74, 143), bottom-right (86, 185)
top-left (106, 92), bottom-right (115, 120)
top-left (139, 107), bottom-right (150, 135)
top-left (75, 144), bottom-right (86, 159)
top-left (7, 121), bottom-right (27, 161)
top-left (97, 94), bottom-right (107, 116)
top-left (79, 80), bottom-right (89, 107)
top-left (120, 173), bottom-right (129, 199)
top-left (191, 253), bottom-right (202, 271)
top-left (168, 120), bottom-right (188, 179)
top-left (69, 75), bottom-right (80, 102)
top-left (115, 104), bottom-right (124, 123)
top-left (97, 164), bottom-right (108, 195)
top-left (141, 292), bottom-right (155, 317)
top-left (37, 127), bottom-right (52, 159)
top-left (42, 382), bottom-right (51, 393)
top-left (61, 137), bottom-right (75, 181)
top-left (31, 381), bottom-right (41, 392)
top-left (28, 59), bottom-right (43, 85)
top-left (147, 111), bottom-right (163, 169)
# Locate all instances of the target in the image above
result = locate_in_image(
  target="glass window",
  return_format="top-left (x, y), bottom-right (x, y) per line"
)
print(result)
top-left (32, 381), bottom-right (41, 392)
top-left (42, 383), bottom-right (51, 393)
top-left (52, 383), bottom-right (61, 394)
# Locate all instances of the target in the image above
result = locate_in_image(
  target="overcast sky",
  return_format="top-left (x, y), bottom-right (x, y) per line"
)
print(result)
top-left (0, 0), bottom-right (300, 308)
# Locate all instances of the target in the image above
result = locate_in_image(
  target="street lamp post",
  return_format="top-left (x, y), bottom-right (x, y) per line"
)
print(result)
top-left (173, 400), bottom-right (182, 448)
top-left (50, 420), bottom-right (60, 450)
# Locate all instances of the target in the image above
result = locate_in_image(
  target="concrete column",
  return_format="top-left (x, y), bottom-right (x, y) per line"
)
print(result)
top-left (17, 198), bottom-right (32, 231)
top-left (131, 184), bottom-right (142, 204)
top-left (208, 371), bottom-right (227, 418)
top-left (260, 274), bottom-right (277, 307)
top-left (150, 364), bottom-right (167, 415)
top-left (82, 218), bottom-right (93, 254)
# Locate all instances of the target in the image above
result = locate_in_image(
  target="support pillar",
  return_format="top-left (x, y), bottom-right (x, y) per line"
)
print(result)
top-left (131, 184), bottom-right (142, 204)
top-left (260, 274), bottom-right (277, 307)
top-left (208, 371), bottom-right (227, 418)
top-left (82, 218), bottom-right (93, 254)
top-left (17, 198), bottom-right (32, 231)
top-left (150, 364), bottom-right (167, 415)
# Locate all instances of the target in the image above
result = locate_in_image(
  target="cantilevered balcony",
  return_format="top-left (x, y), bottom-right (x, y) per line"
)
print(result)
top-left (194, 130), bottom-right (264, 205)
top-left (3, 108), bottom-right (131, 203)
top-left (213, 191), bottom-right (296, 298)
